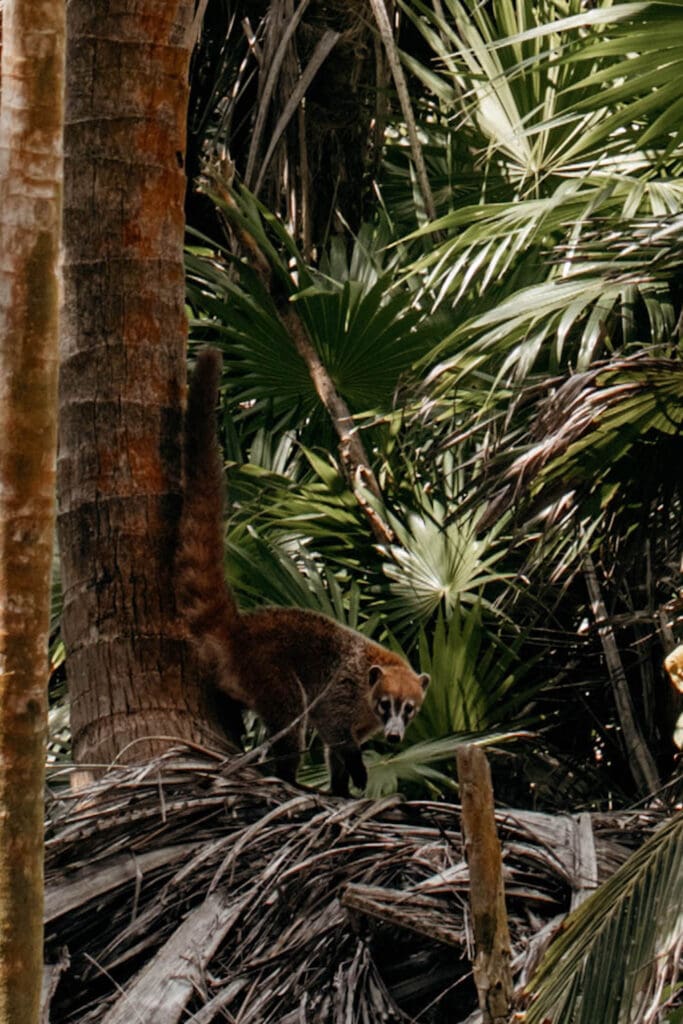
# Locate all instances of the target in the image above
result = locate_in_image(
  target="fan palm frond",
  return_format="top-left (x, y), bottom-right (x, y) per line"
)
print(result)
top-left (413, 604), bottom-right (540, 738)
top-left (478, 354), bottom-right (683, 527)
top-left (224, 527), bottom-right (376, 631)
top-left (187, 190), bottom-right (437, 420)
top-left (396, 0), bottom-right (683, 378)
top-left (380, 496), bottom-right (511, 631)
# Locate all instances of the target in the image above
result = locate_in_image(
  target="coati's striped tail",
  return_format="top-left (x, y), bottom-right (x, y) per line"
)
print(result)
top-left (176, 348), bottom-right (241, 649)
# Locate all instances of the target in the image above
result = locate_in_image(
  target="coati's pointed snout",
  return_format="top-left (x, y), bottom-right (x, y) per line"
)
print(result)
top-left (371, 666), bottom-right (428, 745)
top-left (382, 709), bottom-right (407, 743)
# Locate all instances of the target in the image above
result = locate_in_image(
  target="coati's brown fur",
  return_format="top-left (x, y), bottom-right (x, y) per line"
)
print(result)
top-left (176, 348), bottom-right (429, 796)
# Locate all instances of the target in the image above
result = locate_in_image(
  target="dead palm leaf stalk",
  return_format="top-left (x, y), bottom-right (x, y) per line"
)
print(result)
top-left (43, 749), bottom-right (663, 1023)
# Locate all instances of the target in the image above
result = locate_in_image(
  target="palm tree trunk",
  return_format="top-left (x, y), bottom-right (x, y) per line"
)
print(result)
top-left (0, 0), bottom-right (64, 1017)
top-left (58, 0), bottom-right (221, 769)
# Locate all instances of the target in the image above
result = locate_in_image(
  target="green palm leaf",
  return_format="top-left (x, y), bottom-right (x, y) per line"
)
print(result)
top-left (413, 604), bottom-right (539, 737)
top-left (187, 192), bottom-right (437, 418)
top-left (361, 731), bottom-right (522, 796)
top-left (297, 731), bottom-right (523, 796)
top-left (484, 355), bottom-right (683, 516)
top-left (526, 811), bottom-right (683, 1024)
top-left (225, 527), bottom-right (376, 631)
top-left (380, 497), bottom-right (511, 630)
top-left (396, 0), bottom-right (683, 378)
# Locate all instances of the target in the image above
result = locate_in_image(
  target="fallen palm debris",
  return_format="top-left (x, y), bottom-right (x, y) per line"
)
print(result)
top-left (43, 748), bottom-right (663, 1023)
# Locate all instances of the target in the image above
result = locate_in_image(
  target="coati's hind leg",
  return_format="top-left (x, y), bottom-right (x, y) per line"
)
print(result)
top-left (326, 742), bottom-right (367, 797)
top-left (211, 689), bottom-right (245, 748)
top-left (258, 676), bottom-right (307, 785)
top-left (265, 728), bottom-right (303, 785)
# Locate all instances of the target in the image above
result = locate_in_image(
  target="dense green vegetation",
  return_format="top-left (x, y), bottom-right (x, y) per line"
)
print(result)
top-left (185, 0), bottom-right (683, 811)
top-left (40, 3), bottom-right (682, 1019)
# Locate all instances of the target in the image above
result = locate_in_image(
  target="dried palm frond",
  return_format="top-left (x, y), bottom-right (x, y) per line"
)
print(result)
top-left (478, 352), bottom-right (683, 531)
top-left (44, 749), bottom-right (666, 1023)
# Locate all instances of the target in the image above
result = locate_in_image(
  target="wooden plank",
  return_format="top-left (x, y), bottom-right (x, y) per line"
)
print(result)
top-left (101, 892), bottom-right (247, 1024)
top-left (44, 844), bottom-right (200, 922)
top-left (570, 812), bottom-right (598, 910)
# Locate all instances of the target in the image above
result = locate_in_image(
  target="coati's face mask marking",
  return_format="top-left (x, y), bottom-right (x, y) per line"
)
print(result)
top-left (369, 666), bottom-right (430, 743)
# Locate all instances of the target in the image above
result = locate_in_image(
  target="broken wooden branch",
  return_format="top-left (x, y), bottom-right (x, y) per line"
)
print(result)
top-left (457, 744), bottom-right (513, 1024)
top-left (101, 892), bottom-right (248, 1024)
top-left (342, 882), bottom-right (464, 947)
top-left (43, 752), bottom-right (665, 1023)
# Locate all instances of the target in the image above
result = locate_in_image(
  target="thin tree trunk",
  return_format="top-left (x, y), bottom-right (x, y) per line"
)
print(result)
top-left (0, 0), bottom-right (65, 1016)
top-left (58, 0), bottom-right (222, 769)
top-left (582, 552), bottom-right (660, 796)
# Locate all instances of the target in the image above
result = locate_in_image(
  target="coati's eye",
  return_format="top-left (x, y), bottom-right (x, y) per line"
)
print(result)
top-left (378, 697), bottom-right (391, 715)
top-left (403, 701), bottom-right (414, 718)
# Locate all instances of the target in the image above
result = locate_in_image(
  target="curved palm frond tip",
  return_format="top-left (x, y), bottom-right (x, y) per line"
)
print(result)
top-left (525, 811), bottom-right (683, 1024)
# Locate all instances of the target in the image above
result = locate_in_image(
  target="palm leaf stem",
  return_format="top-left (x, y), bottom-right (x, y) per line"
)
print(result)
top-left (583, 551), bottom-right (660, 796)
top-left (280, 307), bottom-right (394, 544)
top-left (243, 0), bottom-right (311, 189)
top-left (369, 0), bottom-right (440, 226)
top-left (198, 172), bottom-right (394, 544)
top-left (253, 29), bottom-right (341, 197)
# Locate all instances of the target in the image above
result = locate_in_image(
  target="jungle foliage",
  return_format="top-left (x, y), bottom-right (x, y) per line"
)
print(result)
top-left (185, 0), bottom-right (683, 812)
top-left (42, 2), bottom-right (683, 1022)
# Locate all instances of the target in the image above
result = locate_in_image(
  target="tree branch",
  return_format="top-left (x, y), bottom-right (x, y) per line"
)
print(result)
top-left (200, 165), bottom-right (395, 546)
top-left (582, 552), bottom-right (660, 796)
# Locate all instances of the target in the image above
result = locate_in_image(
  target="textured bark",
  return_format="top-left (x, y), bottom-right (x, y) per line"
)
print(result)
top-left (457, 745), bottom-right (513, 1024)
top-left (0, 0), bottom-right (64, 1017)
top-left (58, 0), bottom-right (221, 768)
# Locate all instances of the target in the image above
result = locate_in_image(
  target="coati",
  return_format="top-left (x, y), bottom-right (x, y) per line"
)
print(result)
top-left (176, 348), bottom-right (429, 796)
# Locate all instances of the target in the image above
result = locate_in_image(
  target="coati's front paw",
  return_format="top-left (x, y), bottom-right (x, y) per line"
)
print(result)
top-left (328, 743), bottom-right (367, 796)
top-left (344, 747), bottom-right (367, 791)
top-left (350, 759), bottom-right (367, 791)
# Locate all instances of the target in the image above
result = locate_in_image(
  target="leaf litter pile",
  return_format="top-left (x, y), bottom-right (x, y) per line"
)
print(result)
top-left (44, 749), bottom-right (659, 1024)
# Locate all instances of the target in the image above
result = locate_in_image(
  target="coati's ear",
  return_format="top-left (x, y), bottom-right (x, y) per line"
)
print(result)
top-left (369, 665), bottom-right (384, 689)
top-left (419, 673), bottom-right (430, 693)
